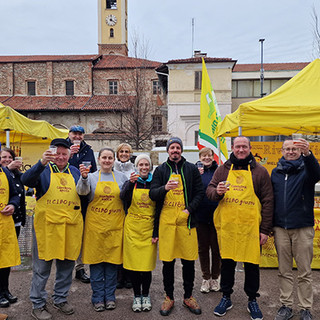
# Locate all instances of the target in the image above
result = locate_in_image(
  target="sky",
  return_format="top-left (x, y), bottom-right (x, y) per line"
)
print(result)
top-left (0, 0), bottom-right (319, 64)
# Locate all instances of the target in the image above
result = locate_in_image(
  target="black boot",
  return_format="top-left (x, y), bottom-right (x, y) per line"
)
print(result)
top-left (75, 269), bottom-right (90, 283)
top-left (3, 291), bottom-right (17, 304)
top-left (0, 295), bottom-right (9, 308)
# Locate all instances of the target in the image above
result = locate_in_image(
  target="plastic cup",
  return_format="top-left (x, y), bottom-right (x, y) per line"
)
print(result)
top-left (171, 176), bottom-right (179, 184)
top-left (73, 140), bottom-right (81, 146)
top-left (134, 168), bottom-right (140, 177)
top-left (292, 133), bottom-right (302, 144)
top-left (49, 146), bottom-right (57, 154)
top-left (15, 156), bottom-right (23, 161)
top-left (82, 161), bottom-right (91, 168)
top-left (222, 181), bottom-right (230, 190)
top-left (197, 162), bottom-right (204, 169)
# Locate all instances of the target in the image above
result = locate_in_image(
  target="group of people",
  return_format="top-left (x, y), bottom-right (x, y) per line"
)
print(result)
top-left (0, 130), bottom-right (320, 320)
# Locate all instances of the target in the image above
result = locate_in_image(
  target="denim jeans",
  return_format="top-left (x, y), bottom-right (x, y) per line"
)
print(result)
top-left (90, 262), bottom-right (118, 303)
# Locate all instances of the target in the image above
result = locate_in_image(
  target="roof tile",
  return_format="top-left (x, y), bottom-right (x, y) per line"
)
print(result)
top-left (0, 95), bottom-right (132, 111)
top-left (233, 62), bottom-right (310, 72)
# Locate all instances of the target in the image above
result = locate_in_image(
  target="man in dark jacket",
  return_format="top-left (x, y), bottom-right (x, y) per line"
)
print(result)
top-left (272, 138), bottom-right (320, 320)
top-left (67, 125), bottom-right (97, 283)
top-left (149, 137), bottom-right (204, 316)
top-left (206, 136), bottom-right (273, 320)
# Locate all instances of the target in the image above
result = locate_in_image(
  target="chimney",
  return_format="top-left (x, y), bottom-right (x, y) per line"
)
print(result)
top-left (194, 50), bottom-right (207, 58)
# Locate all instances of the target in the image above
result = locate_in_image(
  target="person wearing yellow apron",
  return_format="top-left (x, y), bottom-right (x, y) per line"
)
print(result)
top-left (21, 139), bottom-right (84, 320)
top-left (77, 147), bottom-right (127, 313)
top-left (206, 136), bottom-right (273, 320)
top-left (120, 154), bottom-right (157, 313)
top-left (0, 165), bottom-right (20, 308)
top-left (149, 137), bottom-right (204, 316)
top-left (0, 147), bottom-right (26, 307)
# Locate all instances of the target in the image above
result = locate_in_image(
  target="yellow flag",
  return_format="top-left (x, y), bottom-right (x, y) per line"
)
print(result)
top-left (197, 58), bottom-right (228, 163)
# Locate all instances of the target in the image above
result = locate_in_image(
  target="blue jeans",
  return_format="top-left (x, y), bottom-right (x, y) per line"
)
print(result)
top-left (90, 262), bottom-right (117, 304)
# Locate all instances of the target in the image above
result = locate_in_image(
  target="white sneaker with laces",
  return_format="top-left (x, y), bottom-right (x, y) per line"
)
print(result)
top-left (142, 295), bottom-right (152, 311)
top-left (132, 296), bottom-right (142, 312)
top-left (200, 279), bottom-right (210, 293)
top-left (210, 277), bottom-right (220, 292)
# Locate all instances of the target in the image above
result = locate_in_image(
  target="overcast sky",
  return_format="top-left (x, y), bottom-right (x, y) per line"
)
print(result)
top-left (0, 0), bottom-right (319, 64)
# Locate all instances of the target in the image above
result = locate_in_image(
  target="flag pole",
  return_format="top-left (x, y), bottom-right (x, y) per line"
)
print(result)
top-left (218, 137), bottom-right (221, 165)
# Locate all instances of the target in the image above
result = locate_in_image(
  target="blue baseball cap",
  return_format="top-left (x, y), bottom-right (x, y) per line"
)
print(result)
top-left (69, 125), bottom-right (85, 133)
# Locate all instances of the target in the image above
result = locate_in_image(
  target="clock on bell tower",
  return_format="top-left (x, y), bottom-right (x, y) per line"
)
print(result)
top-left (98, 0), bottom-right (128, 56)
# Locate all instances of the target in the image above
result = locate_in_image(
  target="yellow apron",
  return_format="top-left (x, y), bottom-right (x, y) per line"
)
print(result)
top-left (123, 184), bottom-right (157, 271)
top-left (34, 165), bottom-right (83, 261)
top-left (82, 171), bottom-right (125, 265)
top-left (214, 165), bottom-right (262, 264)
top-left (0, 168), bottom-right (21, 268)
top-left (159, 174), bottom-right (198, 262)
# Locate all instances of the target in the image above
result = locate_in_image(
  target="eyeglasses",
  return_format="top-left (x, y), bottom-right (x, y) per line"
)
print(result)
top-left (283, 147), bottom-right (299, 152)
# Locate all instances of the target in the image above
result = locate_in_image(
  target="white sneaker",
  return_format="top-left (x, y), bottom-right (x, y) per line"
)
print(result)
top-left (210, 277), bottom-right (220, 292)
top-left (132, 296), bottom-right (142, 312)
top-left (142, 295), bottom-right (152, 311)
top-left (200, 279), bottom-right (210, 293)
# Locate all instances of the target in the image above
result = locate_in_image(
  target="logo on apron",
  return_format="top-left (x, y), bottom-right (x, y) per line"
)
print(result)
top-left (236, 176), bottom-right (244, 184)
top-left (60, 178), bottom-right (68, 186)
top-left (103, 186), bottom-right (112, 194)
top-left (140, 193), bottom-right (149, 202)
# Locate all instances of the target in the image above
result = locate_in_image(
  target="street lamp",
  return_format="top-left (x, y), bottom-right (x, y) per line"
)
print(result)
top-left (259, 39), bottom-right (265, 98)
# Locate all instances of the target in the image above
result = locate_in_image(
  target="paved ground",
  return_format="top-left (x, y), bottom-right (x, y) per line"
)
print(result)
top-left (3, 258), bottom-right (320, 320)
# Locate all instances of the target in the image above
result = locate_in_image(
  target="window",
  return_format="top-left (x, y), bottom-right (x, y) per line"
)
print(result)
top-left (194, 130), bottom-right (199, 146)
top-left (152, 115), bottom-right (162, 132)
top-left (27, 81), bottom-right (36, 96)
top-left (109, 81), bottom-right (118, 95)
top-left (195, 71), bottom-right (202, 90)
top-left (110, 28), bottom-right (114, 38)
top-left (152, 80), bottom-right (161, 95)
top-left (106, 0), bottom-right (117, 9)
top-left (232, 79), bottom-right (289, 98)
top-left (66, 80), bottom-right (74, 96)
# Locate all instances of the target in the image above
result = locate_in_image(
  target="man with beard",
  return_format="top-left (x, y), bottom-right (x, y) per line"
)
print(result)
top-left (149, 137), bottom-right (204, 316)
top-left (206, 136), bottom-right (273, 320)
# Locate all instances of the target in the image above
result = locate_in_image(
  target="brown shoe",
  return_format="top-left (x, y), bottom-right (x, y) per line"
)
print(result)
top-left (0, 314), bottom-right (8, 320)
top-left (183, 296), bottom-right (201, 315)
top-left (160, 296), bottom-right (174, 316)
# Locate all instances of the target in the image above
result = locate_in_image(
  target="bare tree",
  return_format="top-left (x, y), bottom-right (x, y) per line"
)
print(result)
top-left (311, 5), bottom-right (320, 58)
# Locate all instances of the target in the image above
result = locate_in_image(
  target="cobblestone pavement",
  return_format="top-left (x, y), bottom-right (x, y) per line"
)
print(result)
top-left (4, 258), bottom-right (320, 320)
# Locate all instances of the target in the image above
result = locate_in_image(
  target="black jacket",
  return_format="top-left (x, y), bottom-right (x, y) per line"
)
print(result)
top-left (9, 169), bottom-right (26, 226)
top-left (149, 156), bottom-right (204, 237)
top-left (271, 152), bottom-right (320, 229)
top-left (195, 160), bottom-right (219, 224)
top-left (67, 138), bottom-right (97, 173)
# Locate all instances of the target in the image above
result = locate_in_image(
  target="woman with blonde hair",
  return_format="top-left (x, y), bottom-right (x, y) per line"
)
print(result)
top-left (195, 147), bottom-right (221, 293)
top-left (114, 143), bottom-right (134, 179)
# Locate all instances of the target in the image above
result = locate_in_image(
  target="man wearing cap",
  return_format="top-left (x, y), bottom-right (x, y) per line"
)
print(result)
top-left (67, 125), bottom-right (96, 283)
top-left (21, 139), bottom-right (83, 320)
top-left (149, 137), bottom-right (204, 316)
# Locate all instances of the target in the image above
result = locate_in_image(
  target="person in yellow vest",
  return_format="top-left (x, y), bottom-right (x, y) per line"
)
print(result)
top-left (0, 163), bottom-right (20, 309)
top-left (76, 147), bottom-right (127, 312)
top-left (120, 154), bottom-right (157, 312)
top-left (149, 137), bottom-right (204, 316)
top-left (206, 136), bottom-right (273, 320)
top-left (21, 139), bottom-right (84, 320)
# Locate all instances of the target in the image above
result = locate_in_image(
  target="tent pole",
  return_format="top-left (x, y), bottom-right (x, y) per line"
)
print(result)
top-left (238, 126), bottom-right (242, 136)
top-left (218, 137), bottom-right (221, 165)
top-left (5, 130), bottom-right (10, 148)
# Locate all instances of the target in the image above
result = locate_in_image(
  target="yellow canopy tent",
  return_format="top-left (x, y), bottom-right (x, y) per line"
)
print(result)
top-left (217, 59), bottom-right (320, 137)
top-left (0, 103), bottom-right (68, 169)
top-left (0, 103), bottom-right (68, 145)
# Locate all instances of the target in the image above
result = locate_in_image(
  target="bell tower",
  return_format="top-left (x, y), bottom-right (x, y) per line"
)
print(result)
top-left (98, 0), bottom-right (128, 56)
